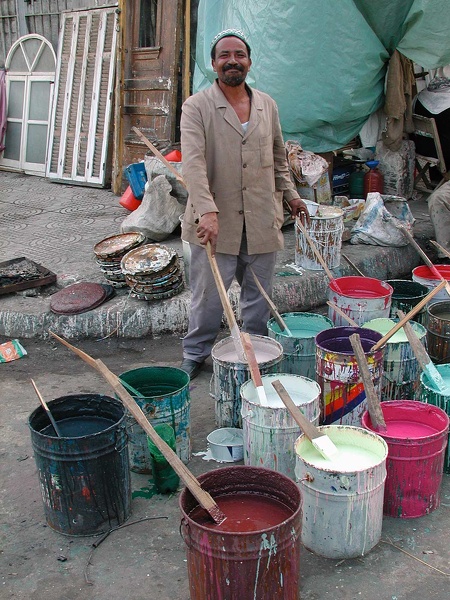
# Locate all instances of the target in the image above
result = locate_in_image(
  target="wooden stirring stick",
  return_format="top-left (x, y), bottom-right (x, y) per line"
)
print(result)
top-left (241, 332), bottom-right (268, 406)
top-left (349, 334), bottom-right (387, 432)
top-left (31, 379), bottom-right (62, 437)
top-left (250, 267), bottom-right (293, 336)
top-left (327, 301), bottom-right (358, 327)
top-left (396, 310), bottom-right (449, 394)
top-left (371, 280), bottom-right (447, 351)
top-left (48, 331), bottom-right (227, 525)
top-left (430, 240), bottom-right (450, 261)
top-left (341, 253), bottom-right (365, 277)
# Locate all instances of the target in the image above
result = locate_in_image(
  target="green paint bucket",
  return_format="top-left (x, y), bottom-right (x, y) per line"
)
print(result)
top-left (119, 366), bottom-right (191, 473)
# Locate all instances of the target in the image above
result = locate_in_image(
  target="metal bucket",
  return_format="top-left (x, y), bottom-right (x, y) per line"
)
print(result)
top-left (426, 301), bottom-right (450, 364)
top-left (412, 265), bottom-right (450, 306)
top-left (267, 312), bottom-right (333, 379)
top-left (420, 364), bottom-right (450, 473)
top-left (28, 394), bottom-right (131, 536)
top-left (362, 401), bottom-right (449, 517)
top-left (386, 279), bottom-right (429, 325)
top-left (295, 206), bottom-right (344, 270)
top-left (295, 425), bottom-right (387, 558)
top-left (363, 318), bottom-right (427, 401)
top-left (240, 373), bottom-right (320, 479)
top-left (328, 276), bottom-right (393, 326)
top-left (180, 466), bottom-right (302, 600)
top-left (119, 366), bottom-right (191, 473)
top-left (211, 335), bottom-right (283, 428)
top-left (315, 326), bottom-right (384, 425)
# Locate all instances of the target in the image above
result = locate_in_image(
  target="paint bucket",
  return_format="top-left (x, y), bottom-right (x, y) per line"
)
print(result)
top-left (426, 301), bottom-right (450, 364)
top-left (420, 364), bottom-right (450, 473)
top-left (119, 366), bottom-right (190, 473)
top-left (315, 326), bottom-right (384, 425)
top-left (386, 279), bottom-right (429, 325)
top-left (211, 335), bottom-right (283, 428)
top-left (241, 373), bottom-right (320, 479)
top-left (294, 425), bottom-right (387, 558)
top-left (180, 466), bottom-right (302, 600)
top-left (328, 276), bottom-right (393, 326)
top-left (412, 265), bottom-right (450, 306)
top-left (267, 312), bottom-right (333, 379)
top-left (363, 318), bottom-right (427, 401)
top-left (295, 205), bottom-right (344, 270)
top-left (28, 394), bottom-right (131, 536)
top-left (362, 400), bottom-right (449, 517)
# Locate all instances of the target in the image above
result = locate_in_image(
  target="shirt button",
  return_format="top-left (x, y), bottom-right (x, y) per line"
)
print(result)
top-left (239, 210), bottom-right (244, 214)
top-left (243, 163), bottom-right (247, 168)
top-left (242, 187), bottom-right (247, 191)
top-left (242, 140), bottom-right (246, 145)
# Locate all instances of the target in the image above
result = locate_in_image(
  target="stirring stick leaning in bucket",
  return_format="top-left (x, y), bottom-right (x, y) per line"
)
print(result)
top-left (241, 332), bottom-right (269, 406)
top-left (250, 267), bottom-right (293, 337)
top-left (31, 379), bottom-right (62, 437)
top-left (396, 310), bottom-right (450, 394)
top-left (271, 379), bottom-right (338, 460)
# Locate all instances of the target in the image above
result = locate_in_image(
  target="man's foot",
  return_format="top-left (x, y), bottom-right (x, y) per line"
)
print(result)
top-left (180, 358), bottom-right (204, 380)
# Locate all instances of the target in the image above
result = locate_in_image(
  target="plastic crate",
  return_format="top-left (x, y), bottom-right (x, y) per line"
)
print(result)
top-left (124, 162), bottom-right (147, 200)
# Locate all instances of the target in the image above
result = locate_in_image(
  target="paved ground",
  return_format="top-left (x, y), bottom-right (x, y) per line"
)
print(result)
top-left (1, 335), bottom-right (449, 600)
top-left (0, 170), bottom-right (435, 340)
top-left (0, 171), bottom-right (448, 600)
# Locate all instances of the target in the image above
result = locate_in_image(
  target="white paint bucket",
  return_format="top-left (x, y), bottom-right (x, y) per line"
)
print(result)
top-left (240, 373), bottom-right (320, 479)
top-left (363, 318), bottom-right (427, 401)
top-left (412, 265), bottom-right (450, 306)
top-left (295, 425), bottom-right (388, 559)
top-left (267, 312), bottom-right (333, 379)
top-left (328, 276), bottom-right (393, 326)
top-left (295, 206), bottom-right (344, 271)
top-left (211, 335), bottom-right (283, 428)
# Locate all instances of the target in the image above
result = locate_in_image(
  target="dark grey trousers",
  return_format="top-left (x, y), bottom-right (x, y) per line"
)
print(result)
top-left (182, 238), bottom-right (277, 363)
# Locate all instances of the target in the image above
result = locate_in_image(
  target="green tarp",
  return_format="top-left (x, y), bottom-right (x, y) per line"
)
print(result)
top-left (193, 0), bottom-right (450, 151)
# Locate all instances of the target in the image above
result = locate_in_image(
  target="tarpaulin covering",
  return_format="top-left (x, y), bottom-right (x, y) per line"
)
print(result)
top-left (193, 0), bottom-right (450, 152)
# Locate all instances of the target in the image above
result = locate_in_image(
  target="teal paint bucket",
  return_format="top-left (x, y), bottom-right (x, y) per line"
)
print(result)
top-left (420, 364), bottom-right (450, 473)
top-left (28, 394), bottom-right (131, 536)
top-left (267, 312), bottom-right (333, 380)
top-left (119, 367), bottom-right (191, 473)
top-left (363, 318), bottom-right (427, 401)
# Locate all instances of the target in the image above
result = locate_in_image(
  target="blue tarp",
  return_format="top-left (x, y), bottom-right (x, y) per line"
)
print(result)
top-left (193, 0), bottom-right (450, 152)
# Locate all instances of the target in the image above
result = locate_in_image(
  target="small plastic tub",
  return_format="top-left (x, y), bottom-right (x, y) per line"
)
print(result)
top-left (207, 428), bottom-right (244, 462)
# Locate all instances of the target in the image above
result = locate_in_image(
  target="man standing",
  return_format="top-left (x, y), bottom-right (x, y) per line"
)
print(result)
top-left (180, 29), bottom-right (309, 379)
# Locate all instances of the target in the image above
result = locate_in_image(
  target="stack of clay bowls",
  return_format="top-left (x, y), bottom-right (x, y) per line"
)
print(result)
top-left (121, 243), bottom-right (184, 300)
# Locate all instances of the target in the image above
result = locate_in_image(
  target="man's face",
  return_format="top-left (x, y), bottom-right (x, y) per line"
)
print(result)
top-left (212, 37), bottom-right (251, 87)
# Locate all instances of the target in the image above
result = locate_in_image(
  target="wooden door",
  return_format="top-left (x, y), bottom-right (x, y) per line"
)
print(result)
top-left (120, 0), bottom-right (182, 177)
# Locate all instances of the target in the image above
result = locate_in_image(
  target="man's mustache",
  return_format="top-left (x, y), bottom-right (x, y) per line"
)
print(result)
top-left (223, 64), bottom-right (244, 72)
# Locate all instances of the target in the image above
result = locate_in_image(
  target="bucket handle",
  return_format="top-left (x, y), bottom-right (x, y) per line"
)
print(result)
top-left (179, 517), bottom-right (189, 542)
top-left (209, 374), bottom-right (216, 400)
top-left (114, 425), bottom-right (129, 451)
top-left (299, 472), bottom-right (315, 483)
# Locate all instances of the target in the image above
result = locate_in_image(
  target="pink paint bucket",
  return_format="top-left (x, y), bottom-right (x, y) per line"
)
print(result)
top-left (412, 265), bottom-right (450, 306)
top-left (362, 400), bottom-right (449, 518)
top-left (328, 276), bottom-right (393, 326)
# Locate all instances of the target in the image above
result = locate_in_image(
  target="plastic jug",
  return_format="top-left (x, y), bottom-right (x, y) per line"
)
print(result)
top-left (364, 160), bottom-right (384, 198)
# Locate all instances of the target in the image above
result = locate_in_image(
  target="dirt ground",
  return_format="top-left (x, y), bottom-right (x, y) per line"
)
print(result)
top-left (0, 334), bottom-right (449, 600)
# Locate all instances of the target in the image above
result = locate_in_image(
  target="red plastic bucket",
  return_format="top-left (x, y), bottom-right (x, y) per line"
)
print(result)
top-left (328, 276), bottom-right (393, 326)
top-left (362, 400), bottom-right (449, 518)
top-left (412, 265), bottom-right (450, 306)
top-left (119, 186), bottom-right (141, 211)
top-left (180, 466), bottom-right (302, 600)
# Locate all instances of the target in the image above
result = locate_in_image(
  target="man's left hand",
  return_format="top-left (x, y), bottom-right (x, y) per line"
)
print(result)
top-left (288, 198), bottom-right (311, 225)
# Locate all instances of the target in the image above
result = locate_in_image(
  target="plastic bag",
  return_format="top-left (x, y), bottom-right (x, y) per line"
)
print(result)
top-left (350, 193), bottom-right (415, 247)
top-left (286, 140), bottom-right (329, 187)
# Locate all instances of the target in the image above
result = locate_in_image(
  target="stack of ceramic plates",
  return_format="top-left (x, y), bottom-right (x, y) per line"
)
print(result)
top-left (94, 232), bottom-right (146, 287)
top-left (121, 243), bottom-right (184, 300)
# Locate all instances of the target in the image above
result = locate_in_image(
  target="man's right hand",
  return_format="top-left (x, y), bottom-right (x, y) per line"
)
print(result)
top-left (196, 212), bottom-right (219, 254)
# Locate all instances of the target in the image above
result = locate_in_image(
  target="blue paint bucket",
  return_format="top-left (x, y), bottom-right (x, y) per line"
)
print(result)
top-left (119, 366), bottom-right (191, 473)
top-left (267, 312), bottom-right (333, 379)
top-left (28, 394), bottom-right (131, 536)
